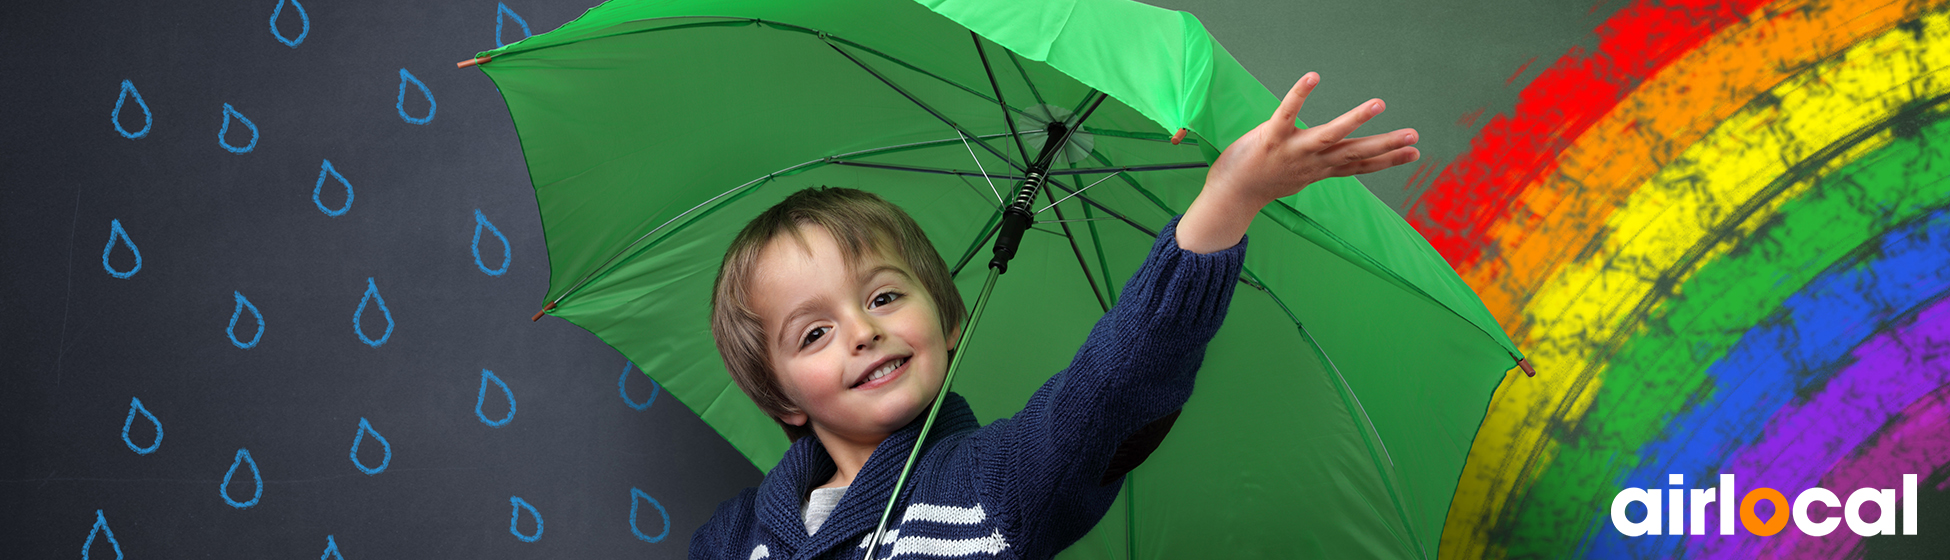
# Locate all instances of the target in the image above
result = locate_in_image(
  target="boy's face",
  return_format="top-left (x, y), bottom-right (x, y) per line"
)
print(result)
top-left (749, 224), bottom-right (956, 444)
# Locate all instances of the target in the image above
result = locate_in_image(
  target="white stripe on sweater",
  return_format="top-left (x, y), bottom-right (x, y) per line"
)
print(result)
top-left (888, 529), bottom-right (1011, 558)
top-left (748, 544), bottom-right (769, 560)
top-left (857, 529), bottom-right (900, 548)
top-left (900, 503), bottom-right (987, 525)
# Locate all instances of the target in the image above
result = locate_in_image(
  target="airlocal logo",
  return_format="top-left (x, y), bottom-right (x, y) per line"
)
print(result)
top-left (1612, 474), bottom-right (1919, 537)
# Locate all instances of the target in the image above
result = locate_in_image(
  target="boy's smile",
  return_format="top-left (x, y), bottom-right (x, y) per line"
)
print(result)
top-left (748, 224), bottom-right (957, 456)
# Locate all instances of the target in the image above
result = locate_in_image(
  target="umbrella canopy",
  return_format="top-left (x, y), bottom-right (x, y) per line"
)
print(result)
top-left (468, 0), bottom-right (1524, 557)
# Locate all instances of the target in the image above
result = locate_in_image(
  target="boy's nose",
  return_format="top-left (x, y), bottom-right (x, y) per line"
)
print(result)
top-left (855, 333), bottom-right (881, 351)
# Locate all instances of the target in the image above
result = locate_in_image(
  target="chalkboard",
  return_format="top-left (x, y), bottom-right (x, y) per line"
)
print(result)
top-left (0, 1), bottom-right (761, 557)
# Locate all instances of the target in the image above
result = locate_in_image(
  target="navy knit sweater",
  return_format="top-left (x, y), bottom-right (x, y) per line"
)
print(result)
top-left (692, 217), bottom-right (1246, 560)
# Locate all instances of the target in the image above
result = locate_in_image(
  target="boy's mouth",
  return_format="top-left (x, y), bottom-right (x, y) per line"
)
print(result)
top-left (851, 355), bottom-right (910, 390)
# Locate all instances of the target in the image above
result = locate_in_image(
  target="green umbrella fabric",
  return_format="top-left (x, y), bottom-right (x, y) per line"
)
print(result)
top-left (469, 0), bottom-right (1524, 557)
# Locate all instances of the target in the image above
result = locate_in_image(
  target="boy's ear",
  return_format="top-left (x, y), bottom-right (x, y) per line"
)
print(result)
top-left (782, 409), bottom-right (808, 427)
top-left (945, 324), bottom-right (963, 352)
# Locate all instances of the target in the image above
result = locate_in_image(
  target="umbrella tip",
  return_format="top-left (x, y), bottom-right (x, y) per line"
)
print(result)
top-left (530, 301), bottom-right (557, 322)
top-left (1170, 128), bottom-right (1188, 145)
top-left (457, 56), bottom-right (492, 69)
top-left (1517, 358), bottom-right (1535, 377)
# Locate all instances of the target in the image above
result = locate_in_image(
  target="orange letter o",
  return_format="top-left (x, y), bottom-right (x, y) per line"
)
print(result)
top-left (1741, 488), bottom-right (1790, 536)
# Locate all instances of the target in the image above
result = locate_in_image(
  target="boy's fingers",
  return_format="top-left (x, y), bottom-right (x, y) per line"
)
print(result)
top-left (1317, 129), bottom-right (1418, 165)
top-left (1271, 72), bottom-right (1318, 127)
top-left (1324, 146), bottom-right (1421, 178)
top-left (1303, 98), bottom-right (1385, 148)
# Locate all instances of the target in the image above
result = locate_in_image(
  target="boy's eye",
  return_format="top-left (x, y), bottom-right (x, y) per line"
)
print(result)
top-left (870, 291), bottom-right (903, 309)
top-left (801, 326), bottom-right (829, 348)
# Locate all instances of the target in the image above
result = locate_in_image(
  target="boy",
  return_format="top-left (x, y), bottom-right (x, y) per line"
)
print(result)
top-left (694, 74), bottom-right (1418, 559)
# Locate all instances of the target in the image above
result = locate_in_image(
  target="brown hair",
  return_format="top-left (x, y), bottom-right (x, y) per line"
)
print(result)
top-left (710, 187), bottom-right (965, 441)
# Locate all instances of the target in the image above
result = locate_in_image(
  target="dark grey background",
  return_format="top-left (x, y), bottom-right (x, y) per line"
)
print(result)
top-left (0, 0), bottom-right (1607, 558)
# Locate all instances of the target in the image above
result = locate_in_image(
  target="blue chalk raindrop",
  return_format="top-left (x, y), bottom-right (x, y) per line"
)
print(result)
top-left (353, 277), bottom-right (394, 347)
top-left (509, 496), bottom-right (543, 542)
top-left (320, 535), bottom-right (343, 560)
top-left (269, 0), bottom-right (310, 47)
top-left (218, 103), bottom-right (259, 154)
top-left (629, 487), bottom-right (671, 543)
top-left (121, 397), bottom-right (163, 455)
top-left (228, 291), bottom-right (265, 349)
top-left (314, 159), bottom-right (352, 217)
top-left (619, 361), bottom-right (659, 411)
top-left (396, 69), bottom-right (435, 125)
top-left (472, 209), bottom-right (511, 276)
top-left (496, 3), bottom-right (532, 48)
top-left (221, 448), bottom-right (264, 508)
top-left (82, 509), bottom-right (124, 560)
top-left (101, 219), bottom-right (141, 279)
top-left (349, 417), bottom-right (391, 475)
top-left (112, 80), bottom-right (151, 139)
top-left (476, 369), bottom-right (516, 427)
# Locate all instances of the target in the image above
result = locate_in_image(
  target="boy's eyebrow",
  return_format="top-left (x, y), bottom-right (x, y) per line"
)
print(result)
top-left (859, 264), bottom-right (912, 282)
top-left (777, 299), bottom-right (824, 347)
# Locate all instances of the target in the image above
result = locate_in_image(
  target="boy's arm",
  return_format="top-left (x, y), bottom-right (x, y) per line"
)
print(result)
top-left (970, 216), bottom-right (1242, 557)
top-left (970, 73), bottom-right (1421, 552)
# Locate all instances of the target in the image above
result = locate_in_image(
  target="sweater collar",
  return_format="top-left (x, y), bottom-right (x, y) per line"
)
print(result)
top-left (755, 392), bottom-right (981, 555)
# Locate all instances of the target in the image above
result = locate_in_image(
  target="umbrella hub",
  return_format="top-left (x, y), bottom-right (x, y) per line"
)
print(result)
top-left (1019, 103), bottom-right (1096, 165)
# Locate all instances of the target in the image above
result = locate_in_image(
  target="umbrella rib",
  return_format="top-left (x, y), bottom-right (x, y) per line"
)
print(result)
top-left (479, 16), bottom-right (1051, 124)
top-left (1003, 49), bottom-right (1053, 119)
top-left (1041, 187), bottom-right (1109, 312)
top-left (1079, 126), bottom-right (1202, 145)
top-left (1046, 162), bottom-right (1209, 176)
top-left (1034, 217), bottom-right (1120, 225)
top-left (1035, 173), bottom-right (1118, 215)
top-left (1042, 177), bottom-right (1156, 237)
top-left (955, 131), bottom-right (1006, 205)
top-left (1243, 269), bottom-right (1429, 560)
top-left (973, 32), bottom-right (1036, 167)
top-left (546, 129), bottom-right (1035, 310)
top-left (820, 36), bottom-right (1028, 173)
top-left (828, 131), bottom-right (1022, 161)
top-left (825, 159), bottom-right (1025, 181)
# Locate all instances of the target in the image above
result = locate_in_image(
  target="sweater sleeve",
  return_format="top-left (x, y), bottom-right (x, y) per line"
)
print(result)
top-left (691, 488), bottom-right (758, 560)
top-left (973, 215), bottom-right (1246, 553)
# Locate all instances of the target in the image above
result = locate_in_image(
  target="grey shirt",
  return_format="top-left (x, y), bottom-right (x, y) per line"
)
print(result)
top-left (801, 486), bottom-right (848, 535)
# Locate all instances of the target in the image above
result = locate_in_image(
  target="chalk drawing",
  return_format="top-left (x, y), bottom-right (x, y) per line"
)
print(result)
top-left (630, 487), bottom-right (672, 543)
top-left (509, 496), bottom-right (543, 542)
top-left (82, 510), bottom-right (124, 560)
top-left (228, 291), bottom-right (265, 349)
top-left (121, 397), bottom-right (162, 455)
top-left (112, 80), bottom-right (151, 139)
top-left (219, 103), bottom-right (259, 154)
top-left (496, 3), bottom-right (533, 48)
top-left (221, 448), bottom-right (264, 508)
top-left (102, 219), bottom-right (141, 279)
top-left (353, 277), bottom-right (394, 347)
top-left (320, 535), bottom-right (343, 560)
top-left (396, 69), bottom-right (435, 125)
top-left (476, 369), bottom-right (516, 427)
top-left (472, 209), bottom-right (511, 276)
top-left (314, 159), bottom-right (352, 217)
top-left (620, 361), bottom-right (659, 411)
top-left (350, 417), bottom-right (391, 475)
top-left (269, 0), bottom-right (309, 48)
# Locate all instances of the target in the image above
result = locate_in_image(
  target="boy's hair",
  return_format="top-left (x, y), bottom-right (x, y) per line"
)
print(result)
top-left (710, 187), bottom-right (966, 441)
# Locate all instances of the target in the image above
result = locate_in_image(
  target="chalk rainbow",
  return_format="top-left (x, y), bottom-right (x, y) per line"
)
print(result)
top-left (1407, 0), bottom-right (1950, 557)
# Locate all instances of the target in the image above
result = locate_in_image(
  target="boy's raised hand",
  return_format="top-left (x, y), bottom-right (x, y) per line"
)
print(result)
top-left (1177, 73), bottom-right (1420, 253)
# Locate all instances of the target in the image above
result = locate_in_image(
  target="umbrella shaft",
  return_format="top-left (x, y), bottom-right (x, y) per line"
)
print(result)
top-left (864, 266), bottom-right (1000, 559)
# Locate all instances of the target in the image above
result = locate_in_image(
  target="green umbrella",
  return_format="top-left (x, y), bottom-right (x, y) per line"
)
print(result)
top-left (464, 0), bottom-right (1525, 557)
